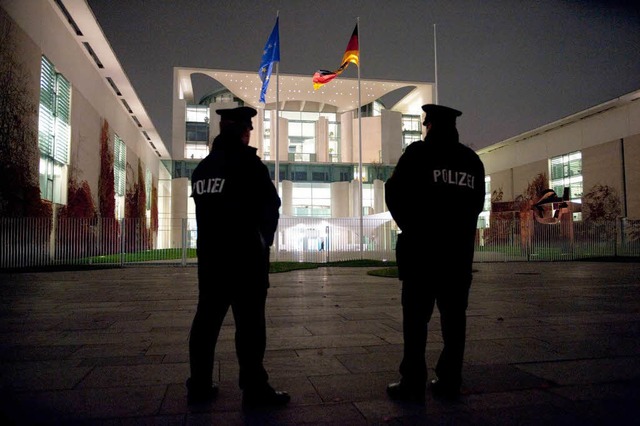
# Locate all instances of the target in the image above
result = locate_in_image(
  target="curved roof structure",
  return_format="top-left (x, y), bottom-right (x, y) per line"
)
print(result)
top-left (176, 68), bottom-right (434, 114)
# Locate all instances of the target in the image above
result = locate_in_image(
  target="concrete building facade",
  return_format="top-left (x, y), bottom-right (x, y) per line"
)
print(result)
top-left (478, 90), bottom-right (640, 220)
top-left (2, 0), bottom-right (172, 243)
top-left (2, 0), bottom-right (638, 259)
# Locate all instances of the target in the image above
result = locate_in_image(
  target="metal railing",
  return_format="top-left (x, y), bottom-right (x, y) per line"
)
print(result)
top-left (1, 217), bottom-right (638, 269)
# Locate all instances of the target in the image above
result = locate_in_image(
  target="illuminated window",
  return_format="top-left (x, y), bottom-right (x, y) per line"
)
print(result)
top-left (360, 101), bottom-right (384, 117)
top-left (185, 105), bottom-right (209, 159)
top-left (549, 151), bottom-right (582, 220)
top-left (114, 134), bottom-right (126, 219)
top-left (38, 56), bottom-right (71, 204)
top-left (402, 115), bottom-right (422, 150)
top-left (262, 110), bottom-right (271, 160)
top-left (145, 168), bottom-right (152, 211)
top-left (362, 183), bottom-right (375, 215)
top-left (328, 120), bottom-right (340, 162)
top-left (484, 176), bottom-right (492, 212)
top-left (291, 183), bottom-right (331, 217)
top-left (478, 176), bottom-right (491, 228)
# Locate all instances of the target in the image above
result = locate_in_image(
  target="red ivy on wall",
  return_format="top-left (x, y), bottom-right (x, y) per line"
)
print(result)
top-left (58, 178), bottom-right (97, 220)
top-left (124, 158), bottom-right (150, 250)
top-left (0, 17), bottom-right (51, 219)
top-left (150, 183), bottom-right (158, 233)
top-left (98, 119), bottom-right (115, 220)
top-left (56, 178), bottom-right (97, 257)
top-left (124, 159), bottom-right (147, 220)
top-left (97, 119), bottom-right (119, 253)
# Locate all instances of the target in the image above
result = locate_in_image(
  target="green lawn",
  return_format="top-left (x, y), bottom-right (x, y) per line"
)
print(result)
top-left (81, 250), bottom-right (398, 276)
top-left (270, 259), bottom-right (398, 277)
top-left (83, 248), bottom-right (198, 264)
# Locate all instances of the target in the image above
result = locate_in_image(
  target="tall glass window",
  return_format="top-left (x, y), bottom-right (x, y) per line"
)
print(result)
top-left (262, 110), bottom-right (271, 160)
top-left (353, 165), bottom-right (369, 182)
top-left (402, 114), bottom-right (422, 150)
top-left (283, 111), bottom-right (318, 162)
top-left (478, 176), bottom-right (491, 228)
top-left (114, 134), bottom-right (126, 219)
top-left (360, 100), bottom-right (384, 117)
top-left (145, 168), bottom-right (152, 210)
top-left (362, 183), bottom-right (375, 215)
top-left (549, 151), bottom-right (582, 220)
top-left (291, 183), bottom-right (331, 217)
top-left (185, 105), bottom-right (209, 159)
top-left (145, 168), bottom-right (152, 223)
top-left (328, 120), bottom-right (340, 162)
top-left (263, 111), bottom-right (338, 163)
top-left (38, 56), bottom-right (71, 204)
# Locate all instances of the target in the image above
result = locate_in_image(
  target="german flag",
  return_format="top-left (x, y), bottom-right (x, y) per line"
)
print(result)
top-left (313, 24), bottom-right (359, 90)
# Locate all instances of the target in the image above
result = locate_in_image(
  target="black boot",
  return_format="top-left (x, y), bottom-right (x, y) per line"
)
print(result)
top-left (242, 384), bottom-right (290, 408)
top-left (386, 381), bottom-right (426, 402)
top-left (186, 378), bottom-right (219, 404)
top-left (430, 378), bottom-right (461, 400)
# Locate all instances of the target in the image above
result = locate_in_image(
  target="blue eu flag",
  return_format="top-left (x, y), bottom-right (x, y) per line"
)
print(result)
top-left (258, 17), bottom-right (280, 103)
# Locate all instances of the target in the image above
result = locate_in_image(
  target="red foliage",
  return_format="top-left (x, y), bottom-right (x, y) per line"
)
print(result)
top-left (98, 120), bottom-right (116, 220)
top-left (97, 120), bottom-right (119, 253)
top-left (59, 179), bottom-right (97, 220)
top-left (124, 159), bottom-right (150, 251)
top-left (150, 183), bottom-right (158, 233)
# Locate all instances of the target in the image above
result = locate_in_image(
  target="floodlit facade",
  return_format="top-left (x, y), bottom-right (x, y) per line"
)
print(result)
top-left (1, 0), bottom-right (171, 225)
top-left (477, 90), bottom-right (640, 222)
top-left (2, 0), bottom-right (639, 266)
top-left (169, 68), bottom-right (436, 253)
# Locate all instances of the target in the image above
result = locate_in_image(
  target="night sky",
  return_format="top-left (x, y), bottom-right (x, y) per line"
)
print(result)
top-left (86, 0), bottom-right (640, 151)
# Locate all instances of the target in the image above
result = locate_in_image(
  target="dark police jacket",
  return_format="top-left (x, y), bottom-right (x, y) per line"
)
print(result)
top-left (385, 131), bottom-right (485, 280)
top-left (191, 133), bottom-right (281, 287)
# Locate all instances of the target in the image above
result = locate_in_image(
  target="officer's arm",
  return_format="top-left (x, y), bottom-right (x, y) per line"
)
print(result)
top-left (256, 160), bottom-right (280, 247)
top-left (385, 150), bottom-right (413, 231)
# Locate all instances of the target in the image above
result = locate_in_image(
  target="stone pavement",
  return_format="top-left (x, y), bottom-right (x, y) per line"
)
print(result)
top-left (0, 261), bottom-right (639, 425)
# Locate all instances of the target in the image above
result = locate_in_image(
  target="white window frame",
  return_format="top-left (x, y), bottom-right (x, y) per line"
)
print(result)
top-left (114, 134), bottom-right (126, 219)
top-left (38, 56), bottom-right (71, 204)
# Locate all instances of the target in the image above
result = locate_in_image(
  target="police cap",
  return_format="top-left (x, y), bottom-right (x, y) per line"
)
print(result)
top-left (421, 104), bottom-right (462, 126)
top-left (216, 106), bottom-right (257, 130)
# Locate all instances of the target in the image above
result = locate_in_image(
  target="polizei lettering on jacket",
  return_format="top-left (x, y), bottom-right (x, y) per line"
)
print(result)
top-left (193, 178), bottom-right (226, 195)
top-left (433, 169), bottom-right (475, 189)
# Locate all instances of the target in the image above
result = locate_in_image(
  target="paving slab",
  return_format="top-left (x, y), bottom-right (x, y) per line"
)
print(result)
top-left (1, 261), bottom-right (639, 424)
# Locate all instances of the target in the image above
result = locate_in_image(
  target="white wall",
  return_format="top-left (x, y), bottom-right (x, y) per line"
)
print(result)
top-left (479, 90), bottom-right (640, 218)
top-left (3, 0), bottom-right (165, 211)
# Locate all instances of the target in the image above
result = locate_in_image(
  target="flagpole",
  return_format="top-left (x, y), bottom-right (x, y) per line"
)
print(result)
top-left (357, 17), bottom-right (363, 259)
top-left (274, 11), bottom-right (280, 261)
top-left (433, 23), bottom-right (438, 104)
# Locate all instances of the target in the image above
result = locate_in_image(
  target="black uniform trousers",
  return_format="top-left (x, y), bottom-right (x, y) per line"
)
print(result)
top-left (189, 263), bottom-right (269, 391)
top-left (399, 270), bottom-right (472, 388)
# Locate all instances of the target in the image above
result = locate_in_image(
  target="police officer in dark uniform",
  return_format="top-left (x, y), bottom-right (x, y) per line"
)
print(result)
top-left (385, 104), bottom-right (486, 401)
top-left (187, 106), bottom-right (290, 407)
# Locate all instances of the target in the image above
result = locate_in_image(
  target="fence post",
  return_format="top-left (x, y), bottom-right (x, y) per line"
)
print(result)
top-left (120, 218), bottom-right (126, 267)
top-left (49, 207), bottom-right (57, 262)
top-left (325, 225), bottom-right (330, 264)
top-left (616, 218), bottom-right (622, 258)
top-left (181, 218), bottom-right (187, 267)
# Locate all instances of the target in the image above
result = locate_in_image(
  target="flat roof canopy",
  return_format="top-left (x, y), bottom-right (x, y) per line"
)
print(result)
top-left (176, 68), bottom-right (434, 114)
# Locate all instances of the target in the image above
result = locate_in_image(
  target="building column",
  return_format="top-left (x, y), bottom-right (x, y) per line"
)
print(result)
top-left (373, 179), bottom-right (385, 213)
top-left (381, 109), bottom-right (403, 165)
top-left (340, 111), bottom-right (353, 163)
top-left (350, 179), bottom-right (361, 217)
top-left (281, 180), bottom-right (293, 216)
top-left (331, 181), bottom-right (351, 217)
top-left (170, 177), bottom-right (189, 248)
top-left (316, 116), bottom-right (329, 163)
top-left (278, 116), bottom-right (289, 162)
top-left (267, 110), bottom-right (277, 160)
top-left (254, 108), bottom-right (265, 157)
